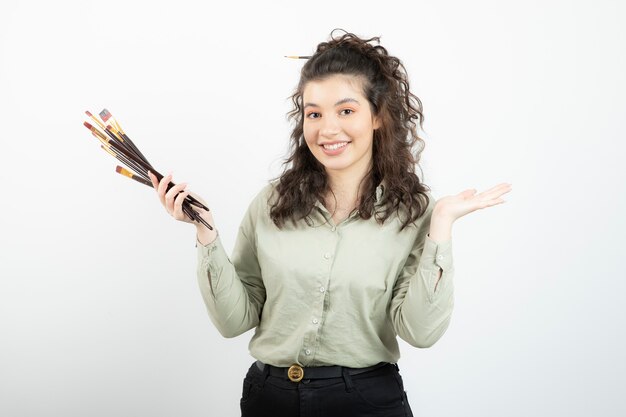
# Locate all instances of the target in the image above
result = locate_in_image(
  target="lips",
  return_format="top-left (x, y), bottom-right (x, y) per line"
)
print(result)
top-left (319, 141), bottom-right (351, 146)
top-left (320, 141), bottom-right (350, 155)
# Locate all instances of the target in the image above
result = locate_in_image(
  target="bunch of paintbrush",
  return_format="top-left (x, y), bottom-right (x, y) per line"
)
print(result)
top-left (83, 109), bottom-right (213, 230)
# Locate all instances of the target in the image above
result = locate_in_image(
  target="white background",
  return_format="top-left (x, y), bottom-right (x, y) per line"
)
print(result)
top-left (1, 0), bottom-right (625, 416)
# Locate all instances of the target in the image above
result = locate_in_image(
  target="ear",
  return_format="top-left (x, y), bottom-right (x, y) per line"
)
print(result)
top-left (372, 114), bottom-right (381, 131)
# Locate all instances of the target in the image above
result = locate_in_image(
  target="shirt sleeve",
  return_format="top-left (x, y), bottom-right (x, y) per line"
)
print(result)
top-left (389, 192), bottom-right (455, 348)
top-left (194, 188), bottom-right (267, 338)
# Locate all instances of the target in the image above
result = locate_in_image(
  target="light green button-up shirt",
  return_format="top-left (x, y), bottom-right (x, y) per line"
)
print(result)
top-left (195, 180), bottom-right (454, 368)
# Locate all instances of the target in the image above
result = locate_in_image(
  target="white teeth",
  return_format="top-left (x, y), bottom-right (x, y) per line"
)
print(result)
top-left (323, 142), bottom-right (348, 150)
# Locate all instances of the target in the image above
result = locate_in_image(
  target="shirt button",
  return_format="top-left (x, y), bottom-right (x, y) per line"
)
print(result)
top-left (305, 349), bottom-right (311, 355)
top-left (324, 253), bottom-right (332, 259)
top-left (331, 226), bottom-right (336, 232)
top-left (312, 318), bottom-right (318, 324)
top-left (437, 255), bottom-right (444, 261)
top-left (319, 286), bottom-right (325, 293)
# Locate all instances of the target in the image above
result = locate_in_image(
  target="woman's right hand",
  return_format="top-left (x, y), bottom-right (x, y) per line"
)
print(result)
top-left (148, 171), bottom-right (217, 242)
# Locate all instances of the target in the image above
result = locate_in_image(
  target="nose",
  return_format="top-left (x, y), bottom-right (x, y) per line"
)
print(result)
top-left (320, 114), bottom-right (340, 137)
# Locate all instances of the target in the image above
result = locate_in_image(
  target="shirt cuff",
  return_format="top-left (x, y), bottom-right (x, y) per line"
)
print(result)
top-left (195, 229), bottom-right (220, 248)
top-left (195, 230), bottom-right (233, 296)
top-left (423, 234), bottom-right (453, 272)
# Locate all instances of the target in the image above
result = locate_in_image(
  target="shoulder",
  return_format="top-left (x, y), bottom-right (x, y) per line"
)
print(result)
top-left (257, 180), bottom-right (279, 204)
top-left (246, 180), bottom-right (279, 215)
top-left (395, 189), bottom-right (436, 231)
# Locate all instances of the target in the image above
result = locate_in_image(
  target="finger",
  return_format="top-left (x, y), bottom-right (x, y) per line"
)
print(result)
top-left (477, 183), bottom-right (512, 200)
top-left (488, 198), bottom-right (506, 207)
top-left (187, 190), bottom-right (208, 207)
top-left (174, 189), bottom-right (192, 220)
top-left (477, 197), bottom-right (506, 209)
top-left (148, 171), bottom-right (158, 189)
top-left (157, 172), bottom-right (173, 205)
top-left (165, 182), bottom-right (188, 213)
top-left (459, 189), bottom-right (477, 198)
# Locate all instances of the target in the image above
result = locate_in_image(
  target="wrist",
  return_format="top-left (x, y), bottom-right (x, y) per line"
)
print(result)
top-left (429, 214), bottom-right (453, 243)
top-left (196, 224), bottom-right (218, 246)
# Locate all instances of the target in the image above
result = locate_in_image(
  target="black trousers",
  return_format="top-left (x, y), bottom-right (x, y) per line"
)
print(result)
top-left (240, 361), bottom-right (414, 417)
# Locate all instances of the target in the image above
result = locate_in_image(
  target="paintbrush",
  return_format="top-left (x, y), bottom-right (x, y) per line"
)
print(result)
top-left (102, 144), bottom-right (150, 181)
top-left (84, 110), bottom-right (213, 229)
top-left (116, 165), bottom-right (151, 186)
top-left (113, 164), bottom-right (211, 228)
top-left (100, 109), bottom-right (150, 164)
top-left (90, 123), bottom-right (207, 210)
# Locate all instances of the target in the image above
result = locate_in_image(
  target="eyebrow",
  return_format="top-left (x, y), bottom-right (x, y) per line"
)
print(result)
top-left (303, 98), bottom-right (360, 109)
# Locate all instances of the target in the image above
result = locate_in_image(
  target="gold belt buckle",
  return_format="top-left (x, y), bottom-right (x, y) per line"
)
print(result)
top-left (287, 364), bottom-right (304, 382)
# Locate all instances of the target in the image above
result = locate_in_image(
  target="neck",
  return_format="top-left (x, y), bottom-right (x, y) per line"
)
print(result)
top-left (324, 159), bottom-right (372, 210)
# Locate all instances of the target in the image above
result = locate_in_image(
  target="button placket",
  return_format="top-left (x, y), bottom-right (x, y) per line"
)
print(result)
top-left (304, 233), bottom-right (336, 364)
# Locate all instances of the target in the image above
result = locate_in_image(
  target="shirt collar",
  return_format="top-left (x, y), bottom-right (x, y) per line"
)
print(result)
top-left (375, 179), bottom-right (386, 204)
top-left (313, 178), bottom-right (386, 213)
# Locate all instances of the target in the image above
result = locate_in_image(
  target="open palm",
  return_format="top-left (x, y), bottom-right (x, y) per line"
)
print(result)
top-left (434, 183), bottom-right (513, 223)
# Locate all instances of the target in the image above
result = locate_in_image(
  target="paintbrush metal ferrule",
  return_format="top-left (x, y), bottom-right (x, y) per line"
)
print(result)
top-left (110, 117), bottom-right (124, 135)
top-left (86, 123), bottom-right (110, 143)
top-left (105, 124), bottom-right (124, 141)
top-left (284, 55), bottom-right (311, 59)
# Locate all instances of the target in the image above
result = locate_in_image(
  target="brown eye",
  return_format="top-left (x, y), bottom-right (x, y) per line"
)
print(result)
top-left (306, 112), bottom-right (321, 119)
top-left (340, 109), bottom-right (354, 116)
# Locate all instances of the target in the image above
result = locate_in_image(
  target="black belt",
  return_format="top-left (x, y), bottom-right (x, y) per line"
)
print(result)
top-left (255, 360), bottom-right (391, 382)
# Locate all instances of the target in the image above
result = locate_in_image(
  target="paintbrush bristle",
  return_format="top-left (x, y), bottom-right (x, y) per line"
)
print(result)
top-left (99, 108), bottom-right (112, 122)
top-left (100, 144), bottom-right (115, 155)
top-left (116, 166), bottom-right (134, 178)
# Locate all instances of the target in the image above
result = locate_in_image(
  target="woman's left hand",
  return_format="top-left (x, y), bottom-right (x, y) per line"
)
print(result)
top-left (433, 182), bottom-right (513, 224)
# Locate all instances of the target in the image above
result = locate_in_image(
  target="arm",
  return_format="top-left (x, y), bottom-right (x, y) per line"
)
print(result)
top-left (389, 195), bottom-right (455, 348)
top-left (429, 213), bottom-right (453, 289)
top-left (195, 189), bottom-right (267, 338)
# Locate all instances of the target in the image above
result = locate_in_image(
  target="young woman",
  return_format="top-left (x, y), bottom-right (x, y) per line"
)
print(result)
top-left (148, 29), bottom-right (512, 417)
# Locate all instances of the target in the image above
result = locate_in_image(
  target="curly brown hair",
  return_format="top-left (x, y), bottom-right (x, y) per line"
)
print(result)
top-left (269, 28), bottom-right (432, 231)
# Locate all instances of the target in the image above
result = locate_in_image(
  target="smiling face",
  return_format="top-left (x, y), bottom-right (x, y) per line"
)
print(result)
top-left (302, 74), bottom-right (380, 179)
